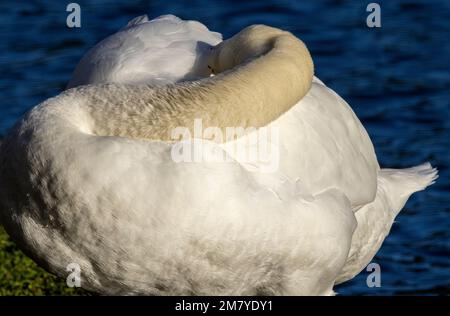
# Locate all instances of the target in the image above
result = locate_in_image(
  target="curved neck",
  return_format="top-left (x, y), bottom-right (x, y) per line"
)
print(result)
top-left (205, 25), bottom-right (314, 129)
top-left (81, 25), bottom-right (314, 141)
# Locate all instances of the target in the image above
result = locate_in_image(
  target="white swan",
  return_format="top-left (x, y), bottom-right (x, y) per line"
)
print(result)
top-left (0, 15), bottom-right (437, 295)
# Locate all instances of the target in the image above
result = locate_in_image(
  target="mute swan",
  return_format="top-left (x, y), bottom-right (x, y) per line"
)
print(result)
top-left (0, 15), bottom-right (437, 295)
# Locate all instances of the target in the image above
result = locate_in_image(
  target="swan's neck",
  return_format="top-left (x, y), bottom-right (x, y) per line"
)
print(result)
top-left (78, 25), bottom-right (314, 141)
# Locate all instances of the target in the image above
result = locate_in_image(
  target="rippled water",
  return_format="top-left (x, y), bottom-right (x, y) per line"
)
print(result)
top-left (0, 0), bottom-right (448, 295)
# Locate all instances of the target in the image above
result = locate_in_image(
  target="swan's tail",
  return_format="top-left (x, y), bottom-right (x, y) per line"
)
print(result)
top-left (379, 162), bottom-right (438, 216)
top-left (335, 163), bottom-right (437, 284)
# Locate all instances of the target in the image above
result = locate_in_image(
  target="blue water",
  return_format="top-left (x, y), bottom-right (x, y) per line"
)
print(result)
top-left (0, 0), bottom-right (449, 295)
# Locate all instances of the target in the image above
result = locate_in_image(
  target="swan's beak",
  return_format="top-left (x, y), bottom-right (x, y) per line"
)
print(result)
top-left (206, 42), bottom-right (223, 76)
top-left (207, 65), bottom-right (216, 76)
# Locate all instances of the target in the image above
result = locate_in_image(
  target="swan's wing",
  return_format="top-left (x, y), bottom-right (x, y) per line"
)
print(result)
top-left (274, 77), bottom-right (380, 209)
top-left (120, 14), bottom-right (149, 30)
top-left (223, 77), bottom-right (380, 209)
top-left (67, 14), bottom-right (222, 88)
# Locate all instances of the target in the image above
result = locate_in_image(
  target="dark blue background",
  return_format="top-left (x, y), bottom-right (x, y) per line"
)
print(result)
top-left (0, 0), bottom-right (448, 295)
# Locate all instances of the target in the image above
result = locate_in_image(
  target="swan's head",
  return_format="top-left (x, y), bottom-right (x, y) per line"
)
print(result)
top-left (207, 25), bottom-right (287, 74)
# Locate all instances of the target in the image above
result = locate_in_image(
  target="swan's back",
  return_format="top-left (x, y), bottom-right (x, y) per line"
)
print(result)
top-left (67, 15), bottom-right (221, 88)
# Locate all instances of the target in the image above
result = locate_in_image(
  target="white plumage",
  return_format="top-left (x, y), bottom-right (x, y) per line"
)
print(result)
top-left (67, 15), bottom-right (222, 88)
top-left (0, 15), bottom-right (437, 295)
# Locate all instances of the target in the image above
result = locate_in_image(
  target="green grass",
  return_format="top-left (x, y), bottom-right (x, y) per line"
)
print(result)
top-left (0, 224), bottom-right (91, 295)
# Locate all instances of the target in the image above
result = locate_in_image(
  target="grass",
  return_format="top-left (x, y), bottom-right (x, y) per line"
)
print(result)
top-left (0, 224), bottom-right (91, 295)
